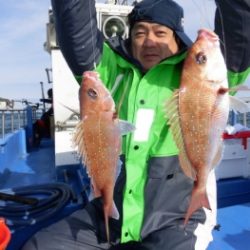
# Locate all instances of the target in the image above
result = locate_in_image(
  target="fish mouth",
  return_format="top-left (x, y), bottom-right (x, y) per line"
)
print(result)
top-left (83, 71), bottom-right (100, 82)
top-left (198, 29), bottom-right (219, 42)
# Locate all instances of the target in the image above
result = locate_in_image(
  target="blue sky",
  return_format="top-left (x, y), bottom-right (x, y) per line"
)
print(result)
top-left (0, 0), bottom-right (51, 101)
top-left (0, 0), bottom-right (249, 102)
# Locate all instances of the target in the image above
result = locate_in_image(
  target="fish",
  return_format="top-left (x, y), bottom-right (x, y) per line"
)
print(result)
top-left (165, 28), bottom-right (249, 225)
top-left (73, 71), bottom-right (134, 242)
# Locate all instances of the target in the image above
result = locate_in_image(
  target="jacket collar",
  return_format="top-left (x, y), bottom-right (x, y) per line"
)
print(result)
top-left (106, 36), bottom-right (189, 72)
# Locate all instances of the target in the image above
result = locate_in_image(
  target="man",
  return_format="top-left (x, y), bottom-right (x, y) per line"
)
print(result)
top-left (33, 88), bottom-right (53, 146)
top-left (22, 0), bottom-right (216, 249)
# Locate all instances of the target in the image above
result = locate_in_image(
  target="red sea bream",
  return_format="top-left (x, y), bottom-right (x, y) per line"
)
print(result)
top-left (166, 29), bottom-right (230, 225)
top-left (73, 71), bottom-right (134, 241)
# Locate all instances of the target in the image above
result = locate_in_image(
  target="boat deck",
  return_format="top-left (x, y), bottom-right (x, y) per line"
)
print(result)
top-left (1, 138), bottom-right (250, 250)
top-left (0, 139), bottom-right (56, 189)
top-left (209, 202), bottom-right (250, 250)
top-left (0, 138), bottom-right (87, 250)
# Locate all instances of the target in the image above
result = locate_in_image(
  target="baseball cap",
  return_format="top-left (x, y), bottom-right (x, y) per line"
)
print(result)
top-left (128, 0), bottom-right (193, 47)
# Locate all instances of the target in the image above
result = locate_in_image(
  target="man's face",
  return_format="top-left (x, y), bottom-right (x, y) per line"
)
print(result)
top-left (131, 22), bottom-right (179, 71)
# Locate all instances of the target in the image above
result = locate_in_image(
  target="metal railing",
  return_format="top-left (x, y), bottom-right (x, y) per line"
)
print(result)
top-left (229, 98), bottom-right (250, 128)
top-left (0, 98), bottom-right (43, 139)
top-left (0, 109), bottom-right (27, 139)
top-left (242, 99), bottom-right (250, 127)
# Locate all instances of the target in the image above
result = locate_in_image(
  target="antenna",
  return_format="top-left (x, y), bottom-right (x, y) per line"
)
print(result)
top-left (45, 68), bottom-right (53, 83)
top-left (40, 82), bottom-right (46, 113)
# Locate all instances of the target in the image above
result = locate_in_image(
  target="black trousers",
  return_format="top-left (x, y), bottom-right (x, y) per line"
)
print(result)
top-left (22, 200), bottom-right (210, 250)
top-left (22, 156), bottom-right (216, 250)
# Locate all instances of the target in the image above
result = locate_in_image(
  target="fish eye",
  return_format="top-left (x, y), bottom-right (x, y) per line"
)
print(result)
top-left (87, 88), bottom-right (98, 99)
top-left (195, 52), bottom-right (207, 64)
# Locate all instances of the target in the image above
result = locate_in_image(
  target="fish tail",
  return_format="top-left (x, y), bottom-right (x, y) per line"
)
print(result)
top-left (103, 202), bottom-right (119, 243)
top-left (103, 207), bottom-right (110, 243)
top-left (102, 188), bottom-right (119, 243)
top-left (184, 187), bottom-right (211, 225)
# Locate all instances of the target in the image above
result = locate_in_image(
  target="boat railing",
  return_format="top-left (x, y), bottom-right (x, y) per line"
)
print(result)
top-left (0, 109), bottom-right (27, 139)
top-left (241, 97), bottom-right (250, 127)
top-left (55, 113), bottom-right (79, 131)
top-left (228, 97), bottom-right (250, 128)
top-left (0, 98), bottom-right (43, 139)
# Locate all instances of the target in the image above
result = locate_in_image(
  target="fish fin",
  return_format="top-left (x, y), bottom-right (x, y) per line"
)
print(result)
top-left (165, 90), bottom-right (196, 180)
top-left (179, 153), bottom-right (197, 180)
top-left (211, 143), bottom-right (224, 169)
top-left (103, 207), bottom-right (110, 243)
top-left (91, 180), bottom-right (101, 198)
top-left (115, 158), bottom-right (122, 181)
top-left (73, 121), bottom-right (91, 175)
top-left (103, 201), bottom-right (119, 243)
top-left (229, 95), bottom-right (250, 114)
top-left (184, 185), bottom-right (211, 225)
top-left (117, 119), bottom-right (136, 135)
top-left (110, 200), bottom-right (120, 220)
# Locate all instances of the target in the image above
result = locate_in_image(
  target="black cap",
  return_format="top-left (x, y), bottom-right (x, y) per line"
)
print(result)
top-left (128, 0), bottom-right (192, 47)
